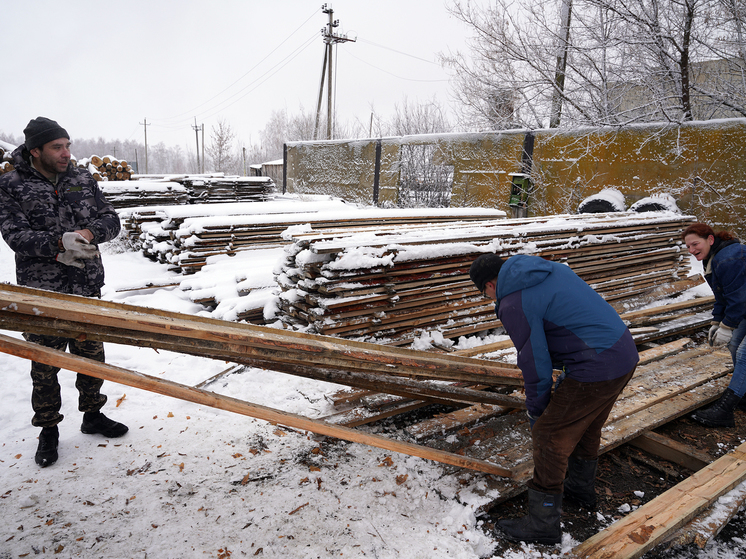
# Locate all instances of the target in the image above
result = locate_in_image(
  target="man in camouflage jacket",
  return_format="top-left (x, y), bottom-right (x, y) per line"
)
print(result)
top-left (0, 117), bottom-right (128, 468)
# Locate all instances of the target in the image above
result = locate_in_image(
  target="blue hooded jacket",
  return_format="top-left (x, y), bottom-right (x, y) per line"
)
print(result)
top-left (496, 254), bottom-right (638, 417)
top-left (704, 240), bottom-right (746, 329)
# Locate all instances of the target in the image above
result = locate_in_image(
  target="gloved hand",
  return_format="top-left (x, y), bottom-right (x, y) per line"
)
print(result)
top-left (56, 250), bottom-right (85, 268)
top-left (711, 324), bottom-right (734, 347)
top-left (56, 232), bottom-right (99, 268)
top-left (708, 322), bottom-right (720, 346)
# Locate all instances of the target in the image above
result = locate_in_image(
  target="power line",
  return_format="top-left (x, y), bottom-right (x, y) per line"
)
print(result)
top-left (151, 31), bottom-right (319, 132)
top-left (358, 38), bottom-right (443, 66)
top-left (156, 8), bottom-right (320, 125)
top-left (342, 50), bottom-right (450, 83)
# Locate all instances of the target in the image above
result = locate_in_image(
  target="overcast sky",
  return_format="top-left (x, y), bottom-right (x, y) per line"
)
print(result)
top-left (2, 1), bottom-right (473, 153)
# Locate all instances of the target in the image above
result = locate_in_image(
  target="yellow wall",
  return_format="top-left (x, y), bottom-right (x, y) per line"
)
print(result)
top-left (286, 119), bottom-right (746, 236)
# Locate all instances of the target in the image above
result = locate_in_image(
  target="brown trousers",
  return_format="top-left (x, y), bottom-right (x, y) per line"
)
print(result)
top-left (528, 367), bottom-right (636, 495)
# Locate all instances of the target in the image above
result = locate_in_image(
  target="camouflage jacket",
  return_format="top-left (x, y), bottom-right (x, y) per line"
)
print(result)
top-left (0, 145), bottom-right (120, 296)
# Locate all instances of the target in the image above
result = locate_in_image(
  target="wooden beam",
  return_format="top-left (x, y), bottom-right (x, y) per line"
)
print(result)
top-left (0, 284), bottom-right (523, 386)
top-left (569, 441), bottom-right (746, 559)
top-left (664, 481), bottom-right (746, 549)
top-left (0, 332), bottom-right (512, 478)
top-left (628, 431), bottom-right (713, 472)
top-left (0, 309), bottom-right (523, 408)
top-left (636, 339), bottom-right (691, 365)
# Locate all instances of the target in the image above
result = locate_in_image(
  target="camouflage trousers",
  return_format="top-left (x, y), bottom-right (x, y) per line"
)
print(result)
top-left (23, 333), bottom-right (108, 428)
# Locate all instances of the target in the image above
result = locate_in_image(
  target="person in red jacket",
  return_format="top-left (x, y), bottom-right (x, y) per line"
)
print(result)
top-left (470, 253), bottom-right (638, 545)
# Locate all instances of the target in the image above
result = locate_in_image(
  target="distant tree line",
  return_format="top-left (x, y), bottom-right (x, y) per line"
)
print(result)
top-left (0, 97), bottom-right (452, 177)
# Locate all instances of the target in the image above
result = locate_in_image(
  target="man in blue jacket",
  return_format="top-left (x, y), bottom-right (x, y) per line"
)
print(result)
top-left (0, 117), bottom-right (128, 469)
top-left (470, 253), bottom-right (638, 545)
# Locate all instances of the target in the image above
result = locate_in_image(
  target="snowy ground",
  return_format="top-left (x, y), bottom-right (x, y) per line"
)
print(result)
top-left (0, 209), bottom-right (743, 559)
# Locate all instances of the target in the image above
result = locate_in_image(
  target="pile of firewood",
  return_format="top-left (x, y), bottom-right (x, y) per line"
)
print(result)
top-left (0, 143), bottom-right (13, 176)
top-left (275, 212), bottom-right (698, 345)
top-left (79, 155), bottom-right (134, 181)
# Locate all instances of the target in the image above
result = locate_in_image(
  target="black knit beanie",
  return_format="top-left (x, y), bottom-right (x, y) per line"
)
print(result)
top-left (469, 253), bottom-right (505, 292)
top-left (24, 117), bottom-right (69, 150)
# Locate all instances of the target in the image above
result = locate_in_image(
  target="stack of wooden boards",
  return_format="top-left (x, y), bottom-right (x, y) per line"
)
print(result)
top-left (119, 202), bottom-right (507, 274)
top-left (183, 176), bottom-right (275, 203)
top-left (100, 180), bottom-right (189, 208)
top-left (100, 175), bottom-right (275, 209)
top-left (276, 212), bottom-right (697, 345)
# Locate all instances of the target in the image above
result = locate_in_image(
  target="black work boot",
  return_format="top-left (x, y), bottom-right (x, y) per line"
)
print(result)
top-left (691, 388), bottom-right (741, 428)
top-left (496, 488), bottom-right (562, 545)
top-left (563, 456), bottom-right (598, 509)
top-left (35, 426), bottom-right (59, 468)
top-left (81, 412), bottom-right (129, 438)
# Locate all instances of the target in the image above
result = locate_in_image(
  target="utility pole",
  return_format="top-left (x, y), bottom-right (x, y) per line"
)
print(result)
top-left (139, 118), bottom-right (149, 174)
top-left (201, 124), bottom-right (205, 174)
top-left (192, 118), bottom-right (202, 173)
top-left (314, 4), bottom-right (355, 140)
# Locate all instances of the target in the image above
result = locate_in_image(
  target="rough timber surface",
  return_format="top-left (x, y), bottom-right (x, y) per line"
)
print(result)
top-left (402, 346), bottom-right (734, 508)
top-left (569, 441), bottom-right (746, 559)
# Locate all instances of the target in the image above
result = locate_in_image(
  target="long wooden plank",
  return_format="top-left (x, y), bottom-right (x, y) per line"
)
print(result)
top-left (569, 441), bottom-right (746, 559)
top-left (0, 285), bottom-right (522, 385)
top-left (0, 311), bottom-right (524, 408)
top-left (665, 480), bottom-right (746, 549)
top-left (0, 332), bottom-right (512, 477)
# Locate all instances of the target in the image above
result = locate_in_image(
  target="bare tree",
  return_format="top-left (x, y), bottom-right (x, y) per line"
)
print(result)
top-left (444, 0), bottom-right (744, 128)
top-left (380, 97), bottom-right (454, 208)
top-left (687, 0), bottom-right (746, 117)
top-left (206, 118), bottom-right (238, 173)
top-left (387, 97), bottom-right (452, 136)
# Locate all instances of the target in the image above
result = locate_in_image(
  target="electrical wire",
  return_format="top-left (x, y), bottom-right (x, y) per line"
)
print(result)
top-left (151, 8), bottom-right (320, 128)
top-left (357, 37), bottom-right (443, 66)
top-left (342, 50), bottom-right (449, 83)
top-left (151, 31), bottom-right (319, 131)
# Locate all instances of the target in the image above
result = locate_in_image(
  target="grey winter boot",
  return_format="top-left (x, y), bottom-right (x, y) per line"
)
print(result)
top-left (496, 488), bottom-right (562, 545)
top-left (563, 456), bottom-right (598, 509)
top-left (691, 388), bottom-right (741, 428)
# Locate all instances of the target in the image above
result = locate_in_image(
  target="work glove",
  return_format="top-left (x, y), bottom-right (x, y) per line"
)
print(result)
top-left (711, 324), bottom-right (734, 347)
top-left (708, 322), bottom-right (720, 346)
top-left (55, 232), bottom-right (99, 269)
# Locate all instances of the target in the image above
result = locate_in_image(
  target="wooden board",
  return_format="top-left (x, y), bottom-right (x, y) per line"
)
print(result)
top-left (0, 332), bottom-right (512, 478)
top-left (570, 441), bottom-right (746, 559)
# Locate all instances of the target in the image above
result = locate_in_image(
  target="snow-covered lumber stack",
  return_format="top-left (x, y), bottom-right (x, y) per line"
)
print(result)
top-left (100, 180), bottom-right (189, 209)
top-left (183, 176), bottom-right (275, 203)
top-left (275, 212), bottom-right (697, 345)
top-left (127, 200), bottom-right (507, 274)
